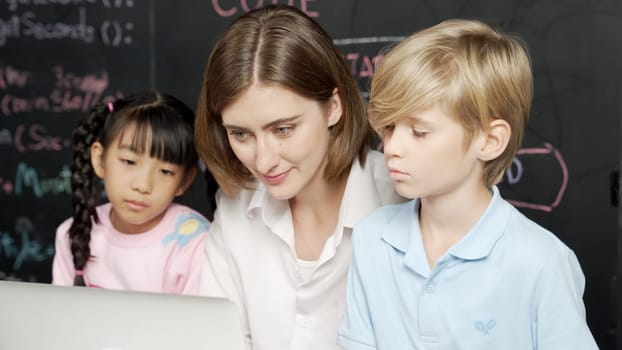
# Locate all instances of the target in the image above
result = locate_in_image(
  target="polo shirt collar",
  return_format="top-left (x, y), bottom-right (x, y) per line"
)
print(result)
top-left (380, 200), bottom-right (416, 253)
top-left (381, 200), bottom-right (432, 277)
top-left (381, 186), bottom-right (512, 275)
top-left (446, 186), bottom-right (512, 260)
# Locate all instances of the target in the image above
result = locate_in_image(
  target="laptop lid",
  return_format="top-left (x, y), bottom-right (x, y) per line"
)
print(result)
top-left (0, 281), bottom-right (245, 350)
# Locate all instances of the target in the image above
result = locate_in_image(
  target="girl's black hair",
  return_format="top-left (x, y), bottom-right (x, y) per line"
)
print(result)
top-left (68, 91), bottom-right (215, 286)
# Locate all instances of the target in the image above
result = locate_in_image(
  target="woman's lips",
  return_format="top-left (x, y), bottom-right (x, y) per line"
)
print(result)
top-left (262, 169), bottom-right (291, 185)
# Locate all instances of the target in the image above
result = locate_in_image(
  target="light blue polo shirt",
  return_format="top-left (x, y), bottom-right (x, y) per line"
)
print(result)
top-left (338, 187), bottom-right (598, 350)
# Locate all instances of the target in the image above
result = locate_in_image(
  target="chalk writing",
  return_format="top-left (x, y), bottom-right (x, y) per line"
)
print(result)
top-left (345, 52), bottom-right (384, 78)
top-left (13, 162), bottom-right (71, 198)
top-left (101, 0), bottom-right (133, 9)
top-left (23, 8), bottom-right (94, 44)
top-left (333, 36), bottom-right (406, 46)
top-left (504, 143), bottom-right (568, 212)
top-left (53, 65), bottom-right (108, 93)
top-left (100, 19), bottom-right (133, 46)
top-left (4, 0), bottom-right (97, 12)
top-left (0, 64), bottom-right (121, 115)
top-left (1, 93), bottom-right (50, 115)
top-left (0, 65), bottom-right (30, 89)
top-left (1, 89), bottom-right (121, 115)
top-left (0, 6), bottom-right (135, 47)
top-left (0, 129), bottom-right (9, 144)
top-left (0, 177), bottom-right (13, 194)
top-left (335, 36), bottom-right (404, 97)
top-left (506, 158), bottom-right (523, 185)
top-left (0, 217), bottom-right (54, 271)
top-left (0, 123), bottom-right (70, 153)
top-left (21, 124), bottom-right (68, 152)
top-left (212, 0), bottom-right (319, 18)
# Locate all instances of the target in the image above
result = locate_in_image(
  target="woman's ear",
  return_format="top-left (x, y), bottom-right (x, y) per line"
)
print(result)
top-left (90, 142), bottom-right (105, 179)
top-left (327, 88), bottom-right (343, 127)
top-left (479, 119), bottom-right (511, 161)
top-left (176, 167), bottom-right (198, 197)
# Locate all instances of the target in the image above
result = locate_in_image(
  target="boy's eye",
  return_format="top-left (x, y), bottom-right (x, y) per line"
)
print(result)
top-left (381, 123), bottom-right (395, 136)
top-left (413, 129), bottom-right (428, 137)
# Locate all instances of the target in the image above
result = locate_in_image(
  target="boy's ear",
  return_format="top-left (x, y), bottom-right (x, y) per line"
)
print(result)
top-left (176, 167), bottom-right (197, 197)
top-left (478, 119), bottom-right (511, 161)
top-left (90, 142), bottom-right (105, 179)
top-left (327, 88), bottom-right (343, 128)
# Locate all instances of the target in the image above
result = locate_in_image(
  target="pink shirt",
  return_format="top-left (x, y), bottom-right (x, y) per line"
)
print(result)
top-left (53, 203), bottom-right (209, 295)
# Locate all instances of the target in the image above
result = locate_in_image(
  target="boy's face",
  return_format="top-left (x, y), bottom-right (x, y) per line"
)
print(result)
top-left (382, 105), bottom-right (485, 200)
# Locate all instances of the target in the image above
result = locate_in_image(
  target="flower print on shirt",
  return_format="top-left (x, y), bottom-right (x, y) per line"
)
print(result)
top-left (162, 212), bottom-right (209, 248)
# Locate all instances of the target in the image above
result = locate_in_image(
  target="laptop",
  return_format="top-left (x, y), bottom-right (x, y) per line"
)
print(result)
top-left (0, 281), bottom-right (245, 350)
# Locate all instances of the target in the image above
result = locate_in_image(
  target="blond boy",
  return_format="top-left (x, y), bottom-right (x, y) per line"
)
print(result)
top-left (338, 19), bottom-right (597, 350)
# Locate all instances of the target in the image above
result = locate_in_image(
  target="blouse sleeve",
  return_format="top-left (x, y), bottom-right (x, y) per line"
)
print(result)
top-left (200, 193), bottom-right (252, 348)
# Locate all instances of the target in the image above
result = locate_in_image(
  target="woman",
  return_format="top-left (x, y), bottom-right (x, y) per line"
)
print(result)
top-left (195, 5), bottom-right (403, 350)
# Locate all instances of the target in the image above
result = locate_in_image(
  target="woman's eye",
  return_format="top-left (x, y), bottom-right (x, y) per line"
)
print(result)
top-left (274, 126), bottom-right (294, 136)
top-left (228, 129), bottom-right (249, 141)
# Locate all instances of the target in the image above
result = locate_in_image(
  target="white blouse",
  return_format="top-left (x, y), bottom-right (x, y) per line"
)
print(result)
top-left (200, 150), bottom-right (403, 350)
top-left (296, 258), bottom-right (319, 284)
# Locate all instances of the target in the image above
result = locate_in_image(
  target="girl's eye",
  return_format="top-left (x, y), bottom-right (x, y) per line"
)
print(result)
top-left (274, 126), bottom-right (294, 136)
top-left (120, 159), bottom-right (135, 166)
top-left (160, 169), bottom-right (176, 176)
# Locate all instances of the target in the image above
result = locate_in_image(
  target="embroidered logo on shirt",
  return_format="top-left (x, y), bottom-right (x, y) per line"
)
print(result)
top-left (162, 213), bottom-right (209, 248)
top-left (474, 319), bottom-right (496, 335)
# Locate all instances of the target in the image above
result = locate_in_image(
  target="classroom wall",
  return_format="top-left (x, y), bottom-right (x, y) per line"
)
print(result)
top-left (0, 1), bottom-right (619, 348)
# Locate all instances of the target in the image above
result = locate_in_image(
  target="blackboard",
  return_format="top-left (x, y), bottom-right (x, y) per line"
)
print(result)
top-left (0, 1), bottom-right (619, 348)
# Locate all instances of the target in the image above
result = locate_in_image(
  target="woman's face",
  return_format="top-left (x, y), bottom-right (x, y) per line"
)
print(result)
top-left (221, 83), bottom-right (342, 200)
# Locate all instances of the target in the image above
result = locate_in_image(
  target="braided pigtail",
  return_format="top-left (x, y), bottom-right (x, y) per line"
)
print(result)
top-left (67, 102), bottom-right (111, 286)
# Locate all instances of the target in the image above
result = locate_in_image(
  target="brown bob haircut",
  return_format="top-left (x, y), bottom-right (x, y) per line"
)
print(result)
top-left (195, 5), bottom-right (373, 196)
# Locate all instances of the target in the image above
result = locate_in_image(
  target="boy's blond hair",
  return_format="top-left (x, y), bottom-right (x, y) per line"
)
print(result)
top-left (369, 19), bottom-right (533, 187)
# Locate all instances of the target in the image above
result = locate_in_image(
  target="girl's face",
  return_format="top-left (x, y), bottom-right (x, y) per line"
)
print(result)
top-left (221, 83), bottom-right (342, 200)
top-left (382, 105), bottom-right (485, 201)
top-left (91, 124), bottom-right (192, 234)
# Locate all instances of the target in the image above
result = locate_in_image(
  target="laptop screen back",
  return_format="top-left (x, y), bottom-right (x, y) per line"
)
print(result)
top-left (0, 281), bottom-right (245, 350)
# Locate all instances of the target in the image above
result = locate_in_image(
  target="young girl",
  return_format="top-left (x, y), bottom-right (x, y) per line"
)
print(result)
top-left (52, 91), bottom-right (210, 295)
